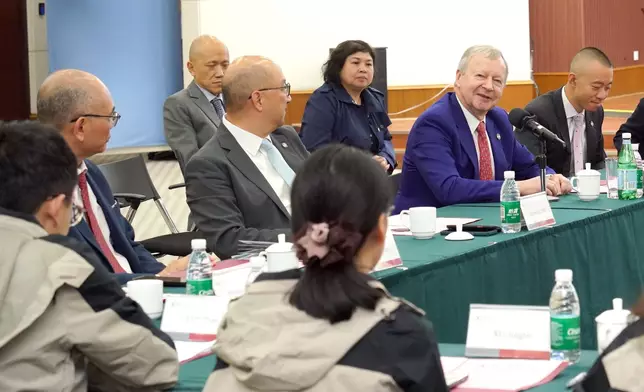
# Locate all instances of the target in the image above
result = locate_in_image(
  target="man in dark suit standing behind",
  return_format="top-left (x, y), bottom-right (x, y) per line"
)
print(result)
top-left (164, 35), bottom-right (230, 173)
top-left (614, 98), bottom-right (644, 151)
top-left (185, 56), bottom-right (309, 259)
top-left (517, 47), bottom-right (612, 177)
top-left (37, 69), bottom-right (191, 284)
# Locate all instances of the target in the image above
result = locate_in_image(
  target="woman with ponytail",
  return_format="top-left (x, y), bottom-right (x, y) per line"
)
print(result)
top-left (204, 144), bottom-right (448, 392)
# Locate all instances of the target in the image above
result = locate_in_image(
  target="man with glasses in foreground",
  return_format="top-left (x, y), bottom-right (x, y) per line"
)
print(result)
top-left (185, 56), bottom-right (309, 259)
top-left (37, 69), bottom-right (191, 284)
top-left (0, 121), bottom-right (178, 391)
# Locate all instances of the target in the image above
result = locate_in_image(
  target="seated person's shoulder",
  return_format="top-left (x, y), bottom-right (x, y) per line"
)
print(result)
top-left (525, 90), bottom-right (557, 115)
top-left (40, 234), bottom-right (112, 275)
top-left (369, 301), bottom-right (436, 343)
top-left (164, 88), bottom-right (190, 106)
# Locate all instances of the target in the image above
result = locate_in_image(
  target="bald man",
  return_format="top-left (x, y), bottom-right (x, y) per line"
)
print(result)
top-left (37, 69), bottom-right (191, 284)
top-left (185, 56), bottom-right (309, 259)
top-left (164, 35), bottom-right (230, 172)
top-left (516, 47), bottom-right (612, 177)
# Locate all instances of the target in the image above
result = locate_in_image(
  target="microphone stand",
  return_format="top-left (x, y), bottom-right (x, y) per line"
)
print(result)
top-left (537, 138), bottom-right (548, 193)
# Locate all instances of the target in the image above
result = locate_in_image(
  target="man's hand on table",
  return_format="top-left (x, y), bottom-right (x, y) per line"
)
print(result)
top-left (518, 174), bottom-right (572, 197)
top-left (156, 254), bottom-right (220, 277)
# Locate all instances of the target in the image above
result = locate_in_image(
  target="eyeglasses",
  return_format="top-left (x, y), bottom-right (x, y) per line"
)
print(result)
top-left (248, 83), bottom-right (291, 99)
top-left (70, 112), bottom-right (121, 127)
top-left (70, 203), bottom-right (85, 227)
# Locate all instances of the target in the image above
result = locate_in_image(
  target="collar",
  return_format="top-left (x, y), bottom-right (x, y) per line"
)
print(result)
top-left (0, 206), bottom-right (42, 227)
top-left (77, 160), bottom-right (88, 176)
top-left (195, 82), bottom-right (222, 103)
top-left (562, 86), bottom-right (584, 119)
top-left (223, 116), bottom-right (269, 156)
top-left (329, 83), bottom-right (383, 112)
top-left (455, 94), bottom-right (486, 135)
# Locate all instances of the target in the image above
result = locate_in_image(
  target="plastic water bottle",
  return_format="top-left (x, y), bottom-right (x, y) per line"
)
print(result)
top-left (500, 170), bottom-right (521, 233)
top-left (549, 269), bottom-right (581, 363)
top-left (633, 143), bottom-right (643, 199)
top-left (618, 133), bottom-right (637, 200)
top-left (186, 239), bottom-right (214, 295)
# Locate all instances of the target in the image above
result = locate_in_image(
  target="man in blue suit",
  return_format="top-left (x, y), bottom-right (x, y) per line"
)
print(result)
top-left (37, 69), bottom-right (190, 284)
top-left (394, 45), bottom-right (571, 211)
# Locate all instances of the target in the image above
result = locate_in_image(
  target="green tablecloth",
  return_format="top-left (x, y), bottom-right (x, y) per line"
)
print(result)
top-left (173, 344), bottom-right (595, 391)
top-left (380, 195), bottom-right (644, 350)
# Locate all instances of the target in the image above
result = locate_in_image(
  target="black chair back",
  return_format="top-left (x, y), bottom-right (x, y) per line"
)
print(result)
top-left (98, 155), bottom-right (160, 201)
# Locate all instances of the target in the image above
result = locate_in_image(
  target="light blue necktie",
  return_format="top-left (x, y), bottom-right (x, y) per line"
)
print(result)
top-left (260, 139), bottom-right (295, 186)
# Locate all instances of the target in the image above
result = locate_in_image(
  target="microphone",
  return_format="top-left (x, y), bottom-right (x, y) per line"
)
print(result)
top-left (508, 108), bottom-right (566, 147)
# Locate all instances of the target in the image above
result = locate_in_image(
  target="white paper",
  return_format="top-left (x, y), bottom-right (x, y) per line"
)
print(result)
top-left (161, 295), bottom-right (230, 336)
top-left (373, 228), bottom-right (403, 271)
top-left (466, 304), bottom-right (551, 357)
top-left (441, 357), bottom-right (470, 388)
top-left (212, 264), bottom-right (252, 298)
top-left (174, 340), bottom-right (215, 363)
top-left (453, 358), bottom-right (567, 391)
top-left (388, 215), bottom-right (480, 236)
top-left (600, 185), bottom-right (608, 194)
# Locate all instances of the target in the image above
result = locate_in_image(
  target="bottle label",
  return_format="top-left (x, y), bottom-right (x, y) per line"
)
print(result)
top-left (638, 169), bottom-right (643, 189)
top-left (618, 169), bottom-right (637, 191)
top-left (500, 201), bottom-right (521, 224)
top-left (186, 279), bottom-right (214, 296)
top-left (550, 315), bottom-right (581, 351)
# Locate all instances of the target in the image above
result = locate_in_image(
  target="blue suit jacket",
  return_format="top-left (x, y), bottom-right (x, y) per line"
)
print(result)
top-left (394, 93), bottom-right (552, 211)
top-left (299, 83), bottom-right (396, 171)
top-left (67, 160), bottom-right (164, 285)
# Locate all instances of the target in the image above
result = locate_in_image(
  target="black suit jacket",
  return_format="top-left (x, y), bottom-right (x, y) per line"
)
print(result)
top-left (515, 88), bottom-right (605, 177)
top-left (185, 123), bottom-right (309, 259)
top-left (614, 98), bottom-right (644, 152)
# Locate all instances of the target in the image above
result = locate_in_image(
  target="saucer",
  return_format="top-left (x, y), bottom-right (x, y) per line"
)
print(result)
top-left (412, 231), bottom-right (436, 239)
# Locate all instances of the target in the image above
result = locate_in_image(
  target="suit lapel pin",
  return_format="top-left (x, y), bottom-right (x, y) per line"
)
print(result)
top-left (281, 142), bottom-right (288, 148)
top-left (496, 133), bottom-right (501, 140)
top-left (590, 121), bottom-right (594, 127)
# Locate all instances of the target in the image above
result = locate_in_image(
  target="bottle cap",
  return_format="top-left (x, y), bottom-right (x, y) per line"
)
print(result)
top-left (555, 269), bottom-right (573, 282)
top-left (504, 171), bottom-right (515, 179)
top-left (191, 238), bottom-right (207, 250)
top-left (623, 133), bottom-right (632, 139)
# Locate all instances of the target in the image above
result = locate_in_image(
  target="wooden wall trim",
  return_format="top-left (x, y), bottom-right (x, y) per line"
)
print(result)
top-left (533, 64), bottom-right (644, 99)
top-left (285, 81), bottom-right (537, 125)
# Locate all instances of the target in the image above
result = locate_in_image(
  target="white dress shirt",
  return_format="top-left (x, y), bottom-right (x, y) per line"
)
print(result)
top-left (222, 116), bottom-right (291, 214)
top-left (562, 86), bottom-right (586, 163)
top-left (455, 95), bottom-right (495, 178)
top-left (75, 162), bottom-right (132, 273)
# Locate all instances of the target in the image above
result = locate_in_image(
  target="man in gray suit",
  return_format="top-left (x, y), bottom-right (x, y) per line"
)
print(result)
top-left (185, 56), bottom-right (309, 259)
top-left (164, 35), bottom-right (230, 172)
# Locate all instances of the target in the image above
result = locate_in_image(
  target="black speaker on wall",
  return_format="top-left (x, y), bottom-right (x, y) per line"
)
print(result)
top-left (328, 46), bottom-right (388, 110)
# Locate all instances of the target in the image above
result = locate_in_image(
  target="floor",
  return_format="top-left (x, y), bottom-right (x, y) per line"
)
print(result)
top-left (96, 91), bottom-right (643, 245)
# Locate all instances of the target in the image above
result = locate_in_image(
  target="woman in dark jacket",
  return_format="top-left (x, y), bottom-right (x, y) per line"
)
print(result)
top-left (573, 294), bottom-right (644, 391)
top-left (204, 145), bottom-right (447, 392)
top-left (299, 40), bottom-right (397, 173)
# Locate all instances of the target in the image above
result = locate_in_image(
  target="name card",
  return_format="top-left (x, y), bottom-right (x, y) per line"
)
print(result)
top-left (160, 294), bottom-right (230, 342)
top-left (520, 192), bottom-right (556, 231)
top-left (373, 228), bottom-right (403, 272)
top-left (465, 304), bottom-right (551, 359)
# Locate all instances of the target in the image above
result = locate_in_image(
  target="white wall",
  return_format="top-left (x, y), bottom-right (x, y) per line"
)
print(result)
top-left (180, 0), bottom-right (531, 90)
top-left (26, 0), bottom-right (49, 114)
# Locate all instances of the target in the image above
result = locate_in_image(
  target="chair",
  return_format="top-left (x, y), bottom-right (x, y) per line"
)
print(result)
top-left (389, 172), bottom-right (401, 199)
top-left (97, 155), bottom-right (178, 233)
top-left (98, 155), bottom-right (196, 257)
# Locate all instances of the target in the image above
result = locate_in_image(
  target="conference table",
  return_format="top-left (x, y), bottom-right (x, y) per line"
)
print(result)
top-left (172, 344), bottom-right (596, 391)
top-left (167, 193), bottom-right (644, 390)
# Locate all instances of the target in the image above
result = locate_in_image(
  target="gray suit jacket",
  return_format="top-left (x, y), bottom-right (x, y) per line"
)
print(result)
top-left (163, 80), bottom-right (222, 173)
top-left (185, 123), bottom-right (309, 259)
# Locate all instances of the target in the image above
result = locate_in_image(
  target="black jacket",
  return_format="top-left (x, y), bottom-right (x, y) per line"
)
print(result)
top-left (515, 88), bottom-right (605, 177)
top-left (614, 98), bottom-right (644, 152)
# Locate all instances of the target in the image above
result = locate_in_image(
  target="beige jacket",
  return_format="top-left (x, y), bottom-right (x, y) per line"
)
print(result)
top-left (0, 210), bottom-right (179, 391)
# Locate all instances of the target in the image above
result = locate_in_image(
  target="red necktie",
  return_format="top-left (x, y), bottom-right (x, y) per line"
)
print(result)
top-left (476, 122), bottom-right (494, 181)
top-left (77, 171), bottom-right (126, 273)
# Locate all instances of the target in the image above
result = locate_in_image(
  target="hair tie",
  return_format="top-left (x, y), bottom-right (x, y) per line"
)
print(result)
top-left (296, 223), bottom-right (330, 261)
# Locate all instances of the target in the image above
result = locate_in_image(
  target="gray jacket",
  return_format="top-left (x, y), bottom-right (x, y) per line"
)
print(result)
top-left (164, 80), bottom-right (222, 172)
top-left (0, 209), bottom-right (179, 392)
top-left (185, 123), bottom-right (309, 259)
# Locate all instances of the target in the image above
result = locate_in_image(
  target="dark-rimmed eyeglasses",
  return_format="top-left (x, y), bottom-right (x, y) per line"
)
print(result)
top-left (248, 83), bottom-right (291, 99)
top-left (70, 112), bottom-right (121, 127)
